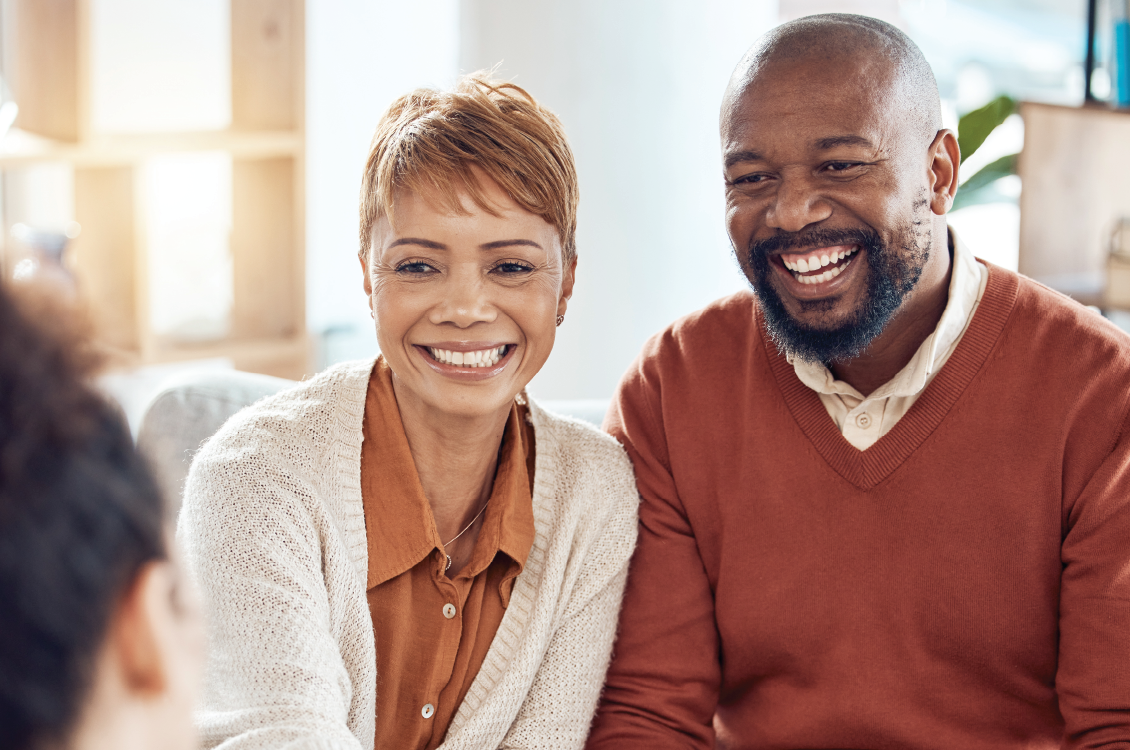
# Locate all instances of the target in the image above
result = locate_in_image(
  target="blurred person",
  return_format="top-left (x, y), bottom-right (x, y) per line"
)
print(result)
top-left (587, 14), bottom-right (1130, 750)
top-left (178, 75), bottom-right (639, 750)
top-left (0, 282), bottom-right (204, 750)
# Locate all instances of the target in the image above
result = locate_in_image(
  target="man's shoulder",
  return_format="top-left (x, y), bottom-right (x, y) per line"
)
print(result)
top-left (641, 289), bottom-right (762, 363)
top-left (614, 289), bottom-right (772, 418)
top-left (1005, 268), bottom-right (1130, 371)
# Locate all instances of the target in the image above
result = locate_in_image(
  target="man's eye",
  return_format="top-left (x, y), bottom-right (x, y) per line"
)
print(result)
top-left (732, 173), bottom-right (770, 185)
top-left (826, 161), bottom-right (860, 172)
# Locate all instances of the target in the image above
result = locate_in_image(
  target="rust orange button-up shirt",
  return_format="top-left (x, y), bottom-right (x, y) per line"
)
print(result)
top-left (361, 358), bottom-right (535, 750)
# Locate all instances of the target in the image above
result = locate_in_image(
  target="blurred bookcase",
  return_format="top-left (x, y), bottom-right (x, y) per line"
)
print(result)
top-left (1017, 101), bottom-right (1130, 307)
top-left (1017, 0), bottom-right (1130, 311)
top-left (0, 0), bottom-right (309, 379)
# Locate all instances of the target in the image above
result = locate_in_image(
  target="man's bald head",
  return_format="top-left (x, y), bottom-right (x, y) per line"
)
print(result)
top-left (723, 14), bottom-right (942, 144)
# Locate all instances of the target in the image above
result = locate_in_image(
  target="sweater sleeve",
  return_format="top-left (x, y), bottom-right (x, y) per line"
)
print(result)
top-left (585, 354), bottom-right (720, 749)
top-left (178, 437), bottom-right (365, 750)
top-left (1058, 406), bottom-right (1130, 748)
top-left (498, 442), bottom-right (640, 750)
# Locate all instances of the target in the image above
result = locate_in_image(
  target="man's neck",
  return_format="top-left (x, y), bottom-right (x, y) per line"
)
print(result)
top-left (829, 232), bottom-right (953, 397)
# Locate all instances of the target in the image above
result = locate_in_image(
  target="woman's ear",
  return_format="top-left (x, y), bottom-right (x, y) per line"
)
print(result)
top-left (112, 562), bottom-right (170, 694)
top-left (71, 558), bottom-right (204, 750)
top-left (558, 256), bottom-right (578, 317)
top-left (360, 252), bottom-right (373, 296)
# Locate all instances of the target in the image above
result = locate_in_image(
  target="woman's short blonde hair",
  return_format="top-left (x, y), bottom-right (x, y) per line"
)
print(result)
top-left (359, 74), bottom-right (579, 264)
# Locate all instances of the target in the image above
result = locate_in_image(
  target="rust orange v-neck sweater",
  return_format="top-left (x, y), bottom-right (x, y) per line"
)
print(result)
top-left (588, 265), bottom-right (1130, 749)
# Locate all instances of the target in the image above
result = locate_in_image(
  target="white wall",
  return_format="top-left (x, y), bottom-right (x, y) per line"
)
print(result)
top-left (306, 0), bottom-right (778, 397)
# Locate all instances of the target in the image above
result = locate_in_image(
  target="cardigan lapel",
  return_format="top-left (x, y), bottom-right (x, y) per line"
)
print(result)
top-left (764, 263), bottom-right (1019, 490)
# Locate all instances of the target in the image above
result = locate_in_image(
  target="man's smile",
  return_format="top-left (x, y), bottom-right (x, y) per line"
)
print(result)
top-left (778, 244), bottom-right (860, 285)
top-left (769, 243), bottom-right (865, 300)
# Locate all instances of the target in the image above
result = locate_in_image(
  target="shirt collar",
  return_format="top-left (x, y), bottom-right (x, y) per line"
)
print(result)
top-left (361, 357), bottom-right (534, 593)
top-left (788, 227), bottom-right (983, 401)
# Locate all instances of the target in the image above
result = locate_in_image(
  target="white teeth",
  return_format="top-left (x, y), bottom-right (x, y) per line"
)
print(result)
top-left (427, 345), bottom-right (508, 368)
top-left (782, 246), bottom-right (859, 275)
top-left (794, 258), bottom-right (852, 284)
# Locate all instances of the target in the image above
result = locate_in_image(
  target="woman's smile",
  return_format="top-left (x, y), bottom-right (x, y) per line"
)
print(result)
top-left (415, 342), bottom-right (517, 381)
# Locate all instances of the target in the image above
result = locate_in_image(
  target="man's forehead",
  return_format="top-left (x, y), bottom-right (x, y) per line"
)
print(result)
top-left (723, 64), bottom-right (898, 148)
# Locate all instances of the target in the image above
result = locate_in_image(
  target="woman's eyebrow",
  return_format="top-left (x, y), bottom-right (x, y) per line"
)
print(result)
top-left (388, 237), bottom-right (446, 250)
top-left (480, 239), bottom-right (543, 251)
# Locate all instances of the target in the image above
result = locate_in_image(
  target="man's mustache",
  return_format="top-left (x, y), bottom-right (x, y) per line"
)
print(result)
top-left (747, 227), bottom-right (881, 263)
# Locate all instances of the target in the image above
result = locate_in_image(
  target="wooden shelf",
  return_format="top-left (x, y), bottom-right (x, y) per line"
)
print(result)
top-left (0, 128), bottom-right (302, 166)
top-left (146, 335), bottom-right (311, 380)
top-left (2, 0), bottom-right (310, 379)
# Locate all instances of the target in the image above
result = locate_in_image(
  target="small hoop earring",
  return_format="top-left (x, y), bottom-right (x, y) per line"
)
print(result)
top-left (556, 314), bottom-right (564, 327)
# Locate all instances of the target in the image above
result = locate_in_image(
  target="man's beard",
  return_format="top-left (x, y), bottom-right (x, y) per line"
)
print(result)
top-left (745, 224), bottom-right (929, 364)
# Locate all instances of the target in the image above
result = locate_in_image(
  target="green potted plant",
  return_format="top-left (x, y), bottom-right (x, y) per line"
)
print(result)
top-left (952, 95), bottom-right (1019, 211)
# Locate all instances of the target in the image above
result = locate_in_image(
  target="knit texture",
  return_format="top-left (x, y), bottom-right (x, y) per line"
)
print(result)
top-left (177, 358), bottom-right (639, 750)
top-left (589, 264), bottom-right (1130, 749)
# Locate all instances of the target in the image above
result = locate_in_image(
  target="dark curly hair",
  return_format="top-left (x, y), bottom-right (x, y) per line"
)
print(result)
top-left (0, 283), bottom-right (167, 749)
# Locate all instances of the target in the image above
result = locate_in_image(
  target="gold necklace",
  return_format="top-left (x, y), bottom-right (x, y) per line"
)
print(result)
top-left (442, 499), bottom-right (489, 573)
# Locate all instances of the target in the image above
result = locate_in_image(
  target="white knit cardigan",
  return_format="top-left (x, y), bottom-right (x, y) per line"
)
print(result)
top-left (177, 359), bottom-right (640, 750)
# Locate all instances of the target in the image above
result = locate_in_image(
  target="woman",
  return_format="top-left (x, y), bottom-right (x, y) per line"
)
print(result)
top-left (0, 283), bottom-right (203, 750)
top-left (178, 75), bottom-right (639, 750)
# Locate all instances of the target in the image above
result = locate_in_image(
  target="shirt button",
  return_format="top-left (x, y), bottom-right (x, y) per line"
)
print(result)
top-left (422, 703), bottom-right (435, 719)
top-left (855, 413), bottom-right (873, 429)
top-left (443, 603), bottom-right (457, 619)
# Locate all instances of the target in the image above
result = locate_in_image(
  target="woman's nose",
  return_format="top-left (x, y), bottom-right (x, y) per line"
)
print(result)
top-left (765, 172), bottom-right (832, 233)
top-left (428, 272), bottom-right (498, 327)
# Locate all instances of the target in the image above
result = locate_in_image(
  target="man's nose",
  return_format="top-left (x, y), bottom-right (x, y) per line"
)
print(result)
top-left (765, 172), bottom-right (832, 233)
top-left (429, 271), bottom-right (498, 328)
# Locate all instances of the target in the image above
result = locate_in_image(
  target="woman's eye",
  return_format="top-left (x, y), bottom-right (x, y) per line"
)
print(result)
top-left (396, 261), bottom-right (435, 275)
top-left (492, 262), bottom-right (534, 274)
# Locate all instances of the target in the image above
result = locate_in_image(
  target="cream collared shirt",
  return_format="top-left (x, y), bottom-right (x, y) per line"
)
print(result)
top-left (788, 230), bottom-right (989, 450)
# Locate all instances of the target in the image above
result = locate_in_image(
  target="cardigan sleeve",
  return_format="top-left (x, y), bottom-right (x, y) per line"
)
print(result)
top-left (178, 437), bottom-right (366, 750)
top-left (498, 468), bottom-right (638, 750)
top-left (585, 353), bottom-right (720, 750)
top-left (1058, 406), bottom-right (1130, 748)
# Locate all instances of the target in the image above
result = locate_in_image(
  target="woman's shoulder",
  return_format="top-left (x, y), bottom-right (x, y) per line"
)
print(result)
top-left (527, 398), bottom-right (639, 513)
top-left (529, 400), bottom-right (629, 463)
top-left (187, 361), bottom-right (372, 490)
top-left (195, 359), bottom-right (373, 463)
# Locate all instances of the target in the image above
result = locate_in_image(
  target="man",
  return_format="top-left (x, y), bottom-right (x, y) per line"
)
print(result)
top-left (586, 13), bottom-right (1130, 750)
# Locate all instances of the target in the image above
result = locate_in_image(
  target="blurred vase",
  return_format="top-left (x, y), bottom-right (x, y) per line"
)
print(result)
top-left (8, 222), bottom-right (81, 303)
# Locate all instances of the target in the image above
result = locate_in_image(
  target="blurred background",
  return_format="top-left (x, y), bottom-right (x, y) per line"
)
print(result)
top-left (1, 0), bottom-right (1126, 426)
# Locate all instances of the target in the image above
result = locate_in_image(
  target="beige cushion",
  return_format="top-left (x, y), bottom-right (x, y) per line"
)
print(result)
top-left (137, 370), bottom-right (296, 514)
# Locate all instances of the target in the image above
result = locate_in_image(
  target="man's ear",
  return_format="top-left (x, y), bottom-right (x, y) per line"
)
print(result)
top-left (558, 255), bottom-right (578, 317)
top-left (928, 129), bottom-right (960, 216)
top-left (111, 562), bottom-right (172, 695)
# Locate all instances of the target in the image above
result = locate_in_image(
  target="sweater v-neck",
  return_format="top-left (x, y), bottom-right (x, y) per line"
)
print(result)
top-left (763, 263), bottom-right (1018, 490)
